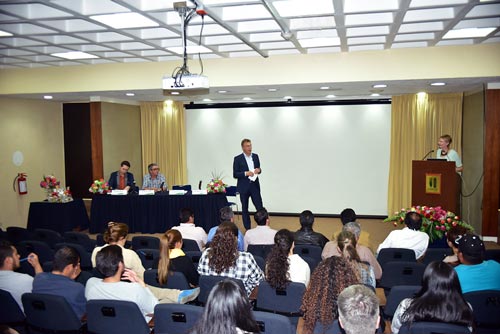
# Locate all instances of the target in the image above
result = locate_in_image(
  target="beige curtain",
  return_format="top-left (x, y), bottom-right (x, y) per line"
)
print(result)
top-left (387, 93), bottom-right (463, 214)
top-left (140, 101), bottom-right (187, 188)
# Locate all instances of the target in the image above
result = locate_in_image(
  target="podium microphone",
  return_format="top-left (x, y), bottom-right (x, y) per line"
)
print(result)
top-left (422, 150), bottom-right (435, 160)
top-left (159, 182), bottom-right (164, 191)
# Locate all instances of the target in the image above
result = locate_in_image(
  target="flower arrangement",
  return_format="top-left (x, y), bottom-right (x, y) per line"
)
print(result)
top-left (206, 170), bottom-right (227, 193)
top-left (40, 175), bottom-right (60, 190)
top-left (384, 205), bottom-right (473, 242)
top-left (40, 175), bottom-right (73, 202)
top-left (89, 179), bottom-right (110, 194)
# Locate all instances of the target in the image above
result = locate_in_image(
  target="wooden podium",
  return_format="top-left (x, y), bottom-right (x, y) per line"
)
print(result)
top-left (412, 160), bottom-right (460, 214)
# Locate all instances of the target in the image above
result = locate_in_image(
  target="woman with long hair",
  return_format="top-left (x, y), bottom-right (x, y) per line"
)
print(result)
top-left (265, 229), bottom-right (310, 288)
top-left (91, 222), bottom-right (145, 279)
top-left (391, 261), bottom-right (474, 333)
top-left (337, 230), bottom-right (375, 289)
top-left (190, 279), bottom-right (260, 334)
top-left (156, 229), bottom-right (199, 287)
top-left (300, 256), bottom-right (359, 334)
top-left (197, 222), bottom-right (264, 296)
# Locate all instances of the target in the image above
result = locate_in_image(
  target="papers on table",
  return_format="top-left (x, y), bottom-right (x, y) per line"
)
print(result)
top-left (169, 189), bottom-right (187, 195)
top-left (110, 189), bottom-right (127, 195)
top-left (139, 190), bottom-right (155, 196)
top-left (192, 189), bottom-right (207, 195)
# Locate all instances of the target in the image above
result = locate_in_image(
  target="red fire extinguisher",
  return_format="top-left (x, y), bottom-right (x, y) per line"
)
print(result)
top-left (13, 173), bottom-right (28, 195)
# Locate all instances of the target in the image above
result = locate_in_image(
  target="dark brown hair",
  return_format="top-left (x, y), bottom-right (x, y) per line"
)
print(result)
top-left (208, 224), bottom-right (238, 273)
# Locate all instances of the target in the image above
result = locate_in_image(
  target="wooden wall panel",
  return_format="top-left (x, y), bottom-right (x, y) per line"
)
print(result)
top-left (482, 89), bottom-right (500, 239)
top-left (90, 102), bottom-right (103, 180)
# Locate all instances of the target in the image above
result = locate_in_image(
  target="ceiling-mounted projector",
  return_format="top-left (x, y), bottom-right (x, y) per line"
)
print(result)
top-left (162, 74), bottom-right (209, 96)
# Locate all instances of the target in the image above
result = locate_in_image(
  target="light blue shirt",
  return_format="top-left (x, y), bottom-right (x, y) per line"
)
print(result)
top-left (142, 173), bottom-right (166, 189)
top-left (436, 148), bottom-right (462, 168)
top-left (455, 260), bottom-right (500, 293)
top-left (207, 225), bottom-right (245, 251)
top-left (244, 153), bottom-right (254, 171)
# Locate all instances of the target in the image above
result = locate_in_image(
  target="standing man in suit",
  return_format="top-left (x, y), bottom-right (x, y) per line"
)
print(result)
top-left (233, 138), bottom-right (263, 230)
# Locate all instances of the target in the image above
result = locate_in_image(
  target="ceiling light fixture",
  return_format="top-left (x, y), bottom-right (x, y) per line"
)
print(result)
top-left (125, 93), bottom-right (135, 96)
top-left (443, 27), bottom-right (495, 39)
top-left (283, 96), bottom-right (293, 100)
top-left (320, 86), bottom-right (330, 90)
top-left (242, 97), bottom-right (252, 101)
top-left (171, 92), bottom-right (180, 95)
top-left (43, 95), bottom-right (53, 100)
top-left (267, 88), bottom-right (278, 92)
top-left (51, 51), bottom-right (98, 60)
top-left (326, 94), bottom-right (336, 98)
top-left (90, 13), bottom-right (159, 29)
top-left (218, 90), bottom-right (228, 93)
top-left (430, 82), bottom-right (446, 86)
top-left (372, 84), bottom-right (387, 88)
top-left (202, 98), bottom-right (212, 102)
top-left (371, 93), bottom-right (380, 97)
top-left (0, 30), bottom-right (13, 37)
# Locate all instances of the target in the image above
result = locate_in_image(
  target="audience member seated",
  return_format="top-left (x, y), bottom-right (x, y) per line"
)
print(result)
top-left (32, 246), bottom-right (86, 319)
top-left (322, 222), bottom-right (382, 279)
top-left (86, 245), bottom-right (158, 322)
top-left (443, 225), bottom-right (471, 266)
top-left (337, 231), bottom-right (375, 290)
top-left (455, 233), bottom-right (500, 293)
top-left (339, 208), bottom-right (371, 248)
top-left (377, 211), bottom-right (429, 260)
top-left (244, 208), bottom-right (277, 251)
top-left (172, 208), bottom-right (208, 251)
top-left (338, 284), bottom-right (380, 334)
top-left (294, 210), bottom-right (329, 249)
top-left (207, 207), bottom-right (245, 251)
top-left (0, 240), bottom-right (42, 311)
top-left (300, 256), bottom-right (359, 334)
top-left (189, 279), bottom-right (260, 334)
top-left (265, 229), bottom-right (310, 288)
top-left (92, 223), bottom-right (198, 303)
top-left (91, 222), bottom-right (145, 279)
top-left (198, 223), bottom-right (264, 297)
top-left (156, 229), bottom-right (199, 287)
top-left (391, 261), bottom-right (473, 334)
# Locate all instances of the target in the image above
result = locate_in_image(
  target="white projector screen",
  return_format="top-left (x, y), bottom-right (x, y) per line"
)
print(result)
top-left (185, 103), bottom-right (391, 215)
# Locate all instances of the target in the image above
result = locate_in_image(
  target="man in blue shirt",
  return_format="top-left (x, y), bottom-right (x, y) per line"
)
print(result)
top-left (142, 162), bottom-right (167, 191)
top-left (32, 246), bottom-right (86, 320)
top-left (207, 206), bottom-right (244, 251)
top-left (455, 234), bottom-right (500, 293)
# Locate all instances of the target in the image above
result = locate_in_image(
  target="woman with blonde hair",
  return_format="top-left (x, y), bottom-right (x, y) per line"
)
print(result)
top-left (337, 230), bottom-right (375, 290)
top-left (156, 229), bottom-right (199, 287)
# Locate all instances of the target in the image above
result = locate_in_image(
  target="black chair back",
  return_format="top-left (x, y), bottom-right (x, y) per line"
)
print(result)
top-left (6, 226), bottom-right (33, 245)
top-left (464, 290), bottom-right (500, 331)
top-left (86, 299), bottom-right (150, 334)
top-left (377, 248), bottom-right (416, 270)
top-left (398, 321), bottom-right (470, 334)
top-left (17, 240), bottom-right (55, 276)
top-left (247, 244), bottom-right (274, 259)
top-left (63, 231), bottom-right (96, 252)
top-left (0, 289), bottom-right (25, 328)
top-left (131, 236), bottom-right (160, 250)
top-left (33, 228), bottom-right (64, 249)
top-left (253, 255), bottom-right (266, 271)
top-left (182, 239), bottom-right (201, 252)
top-left (185, 251), bottom-right (202, 264)
top-left (293, 245), bottom-right (322, 261)
top-left (383, 285), bottom-right (421, 319)
top-left (198, 275), bottom-right (246, 305)
top-left (485, 249), bottom-right (500, 263)
top-left (135, 248), bottom-right (160, 270)
top-left (300, 255), bottom-right (320, 272)
top-left (256, 280), bottom-right (305, 327)
top-left (421, 248), bottom-right (452, 266)
top-left (154, 303), bottom-right (203, 334)
top-left (253, 310), bottom-right (295, 334)
top-left (21, 293), bottom-right (83, 333)
top-left (144, 269), bottom-right (191, 290)
top-left (379, 261), bottom-right (425, 296)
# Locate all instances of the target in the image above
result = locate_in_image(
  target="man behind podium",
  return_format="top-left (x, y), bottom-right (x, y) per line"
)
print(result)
top-left (233, 138), bottom-right (263, 230)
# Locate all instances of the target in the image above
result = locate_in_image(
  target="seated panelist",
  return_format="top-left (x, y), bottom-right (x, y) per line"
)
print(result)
top-left (142, 163), bottom-right (167, 192)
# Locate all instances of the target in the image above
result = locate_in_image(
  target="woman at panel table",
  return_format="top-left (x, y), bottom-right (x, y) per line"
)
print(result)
top-left (436, 134), bottom-right (463, 173)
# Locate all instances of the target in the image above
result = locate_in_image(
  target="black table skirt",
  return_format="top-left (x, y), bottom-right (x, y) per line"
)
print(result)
top-left (27, 199), bottom-right (90, 233)
top-left (89, 194), bottom-right (228, 234)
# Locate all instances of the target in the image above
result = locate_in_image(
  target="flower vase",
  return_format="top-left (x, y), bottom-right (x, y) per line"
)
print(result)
top-left (46, 188), bottom-right (57, 202)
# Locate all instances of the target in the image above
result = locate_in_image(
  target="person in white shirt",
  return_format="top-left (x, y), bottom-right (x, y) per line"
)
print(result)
top-left (244, 208), bottom-right (277, 251)
top-left (172, 208), bottom-right (208, 251)
top-left (265, 229), bottom-right (310, 287)
top-left (377, 211), bottom-right (429, 260)
top-left (0, 241), bottom-right (42, 311)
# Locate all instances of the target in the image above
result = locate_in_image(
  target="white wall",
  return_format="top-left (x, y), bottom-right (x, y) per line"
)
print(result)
top-left (185, 103), bottom-right (391, 215)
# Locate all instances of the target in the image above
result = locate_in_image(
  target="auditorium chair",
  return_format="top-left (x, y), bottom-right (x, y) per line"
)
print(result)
top-left (300, 255), bottom-right (320, 272)
top-left (135, 248), bottom-right (160, 270)
top-left (247, 244), bottom-right (273, 260)
top-left (182, 238), bottom-right (201, 252)
top-left (144, 270), bottom-right (191, 290)
top-left (420, 248), bottom-right (452, 266)
top-left (86, 299), bottom-right (150, 334)
top-left (383, 285), bottom-right (421, 320)
top-left (17, 240), bottom-right (55, 276)
top-left (185, 251), bottom-right (202, 265)
top-left (253, 255), bottom-right (266, 271)
top-left (131, 236), bottom-right (160, 251)
top-left (379, 262), bottom-right (425, 296)
top-left (293, 245), bottom-right (322, 262)
top-left (398, 321), bottom-right (470, 334)
top-left (253, 310), bottom-right (295, 334)
top-left (154, 303), bottom-right (203, 334)
top-left (464, 290), bottom-right (500, 334)
top-left (485, 249), bottom-right (500, 263)
top-left (63, 231), bottom-right (96, 252)
top-left (198, 276), bottom-right (245, 305)
top-left (377, 248), bottom-right (416, 271)
top-left (33, 228), bottom-right (64, 249)
top-left (6, 226), bottom-right (34, 245)
top-left (225, 186), bottom-right (239, 218)
top-left (0, 289), bottom-right (26, 333)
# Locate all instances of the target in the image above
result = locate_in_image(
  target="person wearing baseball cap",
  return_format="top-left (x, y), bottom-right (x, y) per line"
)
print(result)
top-left (454, 234), bottom-right (500, 293)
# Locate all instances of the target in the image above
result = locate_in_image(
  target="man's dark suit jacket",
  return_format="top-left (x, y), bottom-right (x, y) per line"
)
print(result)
top-left (108, 171), bottom-right (135, 190)
top-left (233, 153), bottom-right (261, 194)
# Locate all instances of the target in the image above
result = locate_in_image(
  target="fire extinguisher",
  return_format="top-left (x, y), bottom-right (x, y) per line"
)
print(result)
top-left (13, 173), bottom-right (28, 195)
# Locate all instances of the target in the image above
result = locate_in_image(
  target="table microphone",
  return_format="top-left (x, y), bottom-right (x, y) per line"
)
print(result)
top-left (159, 182), bottom-right (164, 192)
top-left (421, 149), bottom-right (435, 160)
top-left (198, 180), bottom-right (202, 190)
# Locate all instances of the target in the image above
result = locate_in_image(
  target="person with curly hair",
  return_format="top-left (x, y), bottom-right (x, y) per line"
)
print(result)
top-left (156, 229), bottom-right (199, 287)
top-left (190, 279), bottom-right (261, 334)
top-left (300, 256), bottom-right (359, 334)
top-left (197, 222), bottom-right (264, 296)
top-left (265, 229), bottom-right (310, 289)
top-left (337, 230), bottom-right (375, 290)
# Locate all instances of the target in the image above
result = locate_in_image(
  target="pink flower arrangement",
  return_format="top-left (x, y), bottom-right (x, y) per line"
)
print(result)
top-left (40, 175), bottom-right (60, 190)
top-left (384, 205), bottom-right (473, 242)
top-left (206, 178), bottom-right (227, 193)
